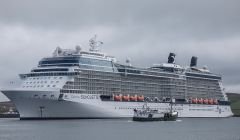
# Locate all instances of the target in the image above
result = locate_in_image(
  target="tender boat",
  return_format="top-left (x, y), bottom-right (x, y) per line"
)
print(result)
top-left (133, 103), bottom-right (178, 122)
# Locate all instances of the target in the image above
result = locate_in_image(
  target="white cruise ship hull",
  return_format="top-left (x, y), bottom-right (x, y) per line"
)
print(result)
top-left (2, 90), bottom-right (233, 119)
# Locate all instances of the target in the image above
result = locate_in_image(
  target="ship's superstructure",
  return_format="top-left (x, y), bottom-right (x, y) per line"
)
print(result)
top-left (1, 35), bottom-right (233, 119)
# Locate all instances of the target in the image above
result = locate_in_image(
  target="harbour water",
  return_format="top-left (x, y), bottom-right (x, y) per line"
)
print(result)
top-left (0, 117), bottom-right (240, 140)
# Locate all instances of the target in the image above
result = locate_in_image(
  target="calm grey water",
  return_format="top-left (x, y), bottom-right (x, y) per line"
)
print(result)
top-left (0, 118), bottom-right (240, 140)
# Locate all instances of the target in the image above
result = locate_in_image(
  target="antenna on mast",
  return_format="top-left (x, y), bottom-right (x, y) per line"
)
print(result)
top-left (89, 34), bottom-right (103, 52)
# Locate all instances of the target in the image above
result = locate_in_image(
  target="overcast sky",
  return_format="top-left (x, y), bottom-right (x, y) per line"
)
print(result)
top-left (0, 0), bottom-right (240, 101)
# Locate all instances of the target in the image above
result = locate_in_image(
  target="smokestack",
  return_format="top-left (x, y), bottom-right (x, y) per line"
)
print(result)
top-left (190, 56), bottom-right (198, 67)
top-left (168, 53), bottom-right (176, 63)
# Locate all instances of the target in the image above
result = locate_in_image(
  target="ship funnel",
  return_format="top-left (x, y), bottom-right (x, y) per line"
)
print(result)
top-left (168, 53), bottom-right (176, 63)
top-left (190, 56), bottom-right (198, 67)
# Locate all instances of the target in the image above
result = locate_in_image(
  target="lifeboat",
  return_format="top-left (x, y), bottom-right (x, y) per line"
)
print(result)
top-left (130, 95), bottom-right (137, 101)
top-left (137, 95), bottom-right (144, 102)
top-left (198, 98), bottom-right (203, 104)
top-left (192, 98), bottom-right (198, 104)
top-left (114, 95), bottom-right (122, 101)
top-left (203, 99), bottom-right (208, 104)
top-left (213, 99), bottom-right (218, 105)
top-left (122, 95), bottom-right (130, 101)
top-left (208, 99), bottom-right (213, 105)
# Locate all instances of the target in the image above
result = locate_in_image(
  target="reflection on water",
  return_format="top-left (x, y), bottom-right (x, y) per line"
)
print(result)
top-left (0, 118), bottom-right (240, 140)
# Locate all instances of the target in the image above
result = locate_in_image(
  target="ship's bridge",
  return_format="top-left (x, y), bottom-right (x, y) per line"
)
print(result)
top-left (38, 57), bottom-right (80, 67)
top-left (37, 35), bottom-right (117, 72)
top-left (38, 55), bottom-right (116, 72)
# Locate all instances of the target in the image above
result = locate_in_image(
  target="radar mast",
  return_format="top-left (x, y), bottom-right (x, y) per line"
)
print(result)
top-left (89, 35), bottom-right (103, 52)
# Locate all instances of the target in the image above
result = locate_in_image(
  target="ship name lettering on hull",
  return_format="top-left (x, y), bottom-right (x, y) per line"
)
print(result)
top-left (80, 95), bottom-right (99, 99)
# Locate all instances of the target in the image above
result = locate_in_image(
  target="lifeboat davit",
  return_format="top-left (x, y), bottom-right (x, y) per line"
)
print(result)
top-left (213, 99), bottom-right (218, 105)
top-left (137, 95), bottom-right (144, 101)
top-left (154, 97), bottom-right (159, 102)
top-left (192, 98), bottom-right (198, 104)
top-left (114, 95), bottom-right (122, 101)
top-left (203, 99), bottom-right (208, 104)
top-left (130, 95), bottom-right (137, 101)
top-left (122, 95), bottom-right (130, 101)
top-left (208, 99), bottom-right (213, 105)
top-left (198, 98), bottom-right (203, 104)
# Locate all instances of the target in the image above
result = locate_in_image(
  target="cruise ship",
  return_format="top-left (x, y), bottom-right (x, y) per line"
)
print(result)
top-left (1, 35), bottom-right (233, 119)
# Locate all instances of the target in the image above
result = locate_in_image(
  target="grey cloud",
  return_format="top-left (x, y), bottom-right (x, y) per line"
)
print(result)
top-left (1, 0), bottom-right (240, 38)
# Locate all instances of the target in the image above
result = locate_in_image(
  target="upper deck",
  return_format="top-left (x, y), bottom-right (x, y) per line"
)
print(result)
top-left (22, 35), bottom-right (222, 82)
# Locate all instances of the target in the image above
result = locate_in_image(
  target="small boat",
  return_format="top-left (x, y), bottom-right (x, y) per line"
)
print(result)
top-left (122, 95), bottom-right (130, 101)
top-left (130, 95), bottom-right (137, 101)
top-left (137, 95), bottom-right (144, 102)
top-left (132, 103), bottom-right (178, 122)
top-left (114, 95), bottom-right (122, 101)
top-left (208, 99), bottom-right (214, 105)
top-left (198, 98), bottom-right (203, 104)
top-left (203, 99), bottom-right (209, 104)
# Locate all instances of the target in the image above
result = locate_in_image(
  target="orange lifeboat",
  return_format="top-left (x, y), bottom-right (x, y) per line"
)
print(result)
top-left (203, 99), bottom-right (208, 104)
top-left (122, 95), bottom-right (130, 101)
top-left (198, 98), bottom-right (203, 104)
top-left (192, 98), bottom-right (198, 104)
top-left (213, 99), bottom-right (218, 105)
top-left (114, 95), bottom-right (122, 101)
top-left (208, 99), bottom-right (213, 105)
top-left (130, 95), bottom-right (137, 101)
top-left (137, 95), bottom-right (144, 102)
